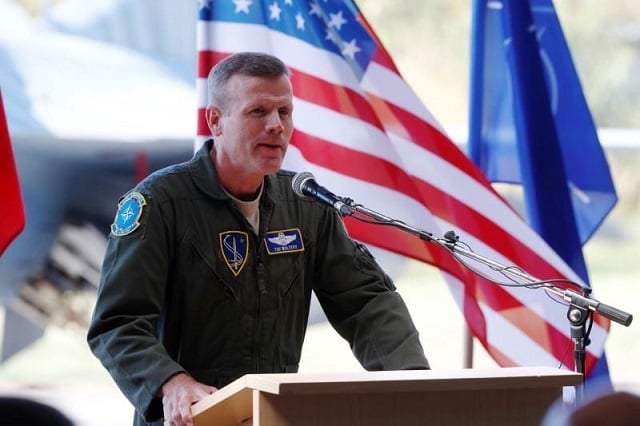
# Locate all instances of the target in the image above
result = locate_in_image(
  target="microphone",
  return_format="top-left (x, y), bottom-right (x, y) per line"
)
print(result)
top-left (291, 172), bottom-right (353, 215)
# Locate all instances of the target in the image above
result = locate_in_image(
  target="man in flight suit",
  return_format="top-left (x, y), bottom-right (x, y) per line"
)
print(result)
top-left (87, 52), bottom-right (429, 426)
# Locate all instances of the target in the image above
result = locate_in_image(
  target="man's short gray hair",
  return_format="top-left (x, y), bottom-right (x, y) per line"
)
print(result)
top-left (207, 52), bottom-right (290, 107)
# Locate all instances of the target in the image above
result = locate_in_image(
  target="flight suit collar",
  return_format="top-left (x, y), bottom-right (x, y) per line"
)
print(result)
top-left (189, 139), bottom-right (278, 207)
top-left (189, 139), bottom-right (228, 200)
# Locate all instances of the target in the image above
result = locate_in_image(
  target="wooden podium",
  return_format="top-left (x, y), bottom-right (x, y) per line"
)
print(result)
top-left (192, 367), bottom-right (581, 426)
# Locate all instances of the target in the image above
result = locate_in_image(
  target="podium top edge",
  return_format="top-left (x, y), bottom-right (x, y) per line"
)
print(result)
top-left (243, 366), bottom-right (582, 395)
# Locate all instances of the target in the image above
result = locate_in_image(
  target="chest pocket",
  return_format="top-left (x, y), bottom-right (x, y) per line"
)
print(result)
top-left (263, 248), bottom-right (306, 297)
top-left (262, 228), bottom-right (307, 298)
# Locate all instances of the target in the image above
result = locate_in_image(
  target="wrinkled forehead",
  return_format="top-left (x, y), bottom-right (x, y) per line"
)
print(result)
top-left (225, 73), bottom-right (293, 104)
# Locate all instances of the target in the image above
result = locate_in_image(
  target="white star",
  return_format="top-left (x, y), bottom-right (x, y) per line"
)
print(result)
top-left (198, 0), bottom-right (213, 10)
top-left (325, 28), bottom-right (340, 45)
top-left (295, 12), bottom-right (305, 30)
top-left (328, 10), bottom-right (347, 31)
top-left (309, 1), bottom-right (322, 17)
top-left (233, 0), bottom-right (252, 14)
top-left (269, 1), bottom-right (282, 21)
top-left (284, 0), bottom-right (293, 5)
top-left (341, 38), bottom-right (361, 59)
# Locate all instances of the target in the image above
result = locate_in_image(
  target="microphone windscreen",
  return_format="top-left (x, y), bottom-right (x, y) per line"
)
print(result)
top-left (291, 171), bottom-right (314, 198)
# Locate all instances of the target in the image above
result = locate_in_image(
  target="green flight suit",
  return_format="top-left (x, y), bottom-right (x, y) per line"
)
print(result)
top-left (87, 140), bottom-right (429, 425)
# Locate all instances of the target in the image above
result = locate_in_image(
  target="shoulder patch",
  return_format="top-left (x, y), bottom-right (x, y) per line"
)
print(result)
top-left (110, 191), bottom-right (147, 237)
top-left (220, 231), bottom-right (249, 276)
top-left (264, 228), bottom-right (304, 255)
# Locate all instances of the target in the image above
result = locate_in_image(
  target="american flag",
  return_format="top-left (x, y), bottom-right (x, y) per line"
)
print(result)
top-left (0, 89), bottom-right (25, 256)
top-left (196, 0), bottom-right (608, 375)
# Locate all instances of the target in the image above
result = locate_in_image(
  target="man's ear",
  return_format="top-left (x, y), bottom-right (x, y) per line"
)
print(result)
top-left (205, 107), bottom-right (222, 136)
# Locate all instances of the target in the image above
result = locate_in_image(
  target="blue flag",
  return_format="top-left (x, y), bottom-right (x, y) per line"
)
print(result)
top-left (468, 0), bottom-right (617, 382)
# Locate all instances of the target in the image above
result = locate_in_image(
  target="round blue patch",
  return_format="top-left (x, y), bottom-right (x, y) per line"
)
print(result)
top-left (110, 191), bottom-right (147, 236)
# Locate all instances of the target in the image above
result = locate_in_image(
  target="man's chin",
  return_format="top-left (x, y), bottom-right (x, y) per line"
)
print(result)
top-left (260, 159), bottom-right (285, 175)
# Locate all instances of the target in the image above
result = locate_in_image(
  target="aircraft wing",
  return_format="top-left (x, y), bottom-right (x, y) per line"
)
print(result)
top-left (0, 4), bottom-right (196, 360)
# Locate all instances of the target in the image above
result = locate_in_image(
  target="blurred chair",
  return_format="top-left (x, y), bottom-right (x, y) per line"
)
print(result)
top-left (0, 397), bottom-right (74, 425)
top-left (569, 391), bottom-right (640, 426)
top-left (542, 390), bottom-right (640, 426)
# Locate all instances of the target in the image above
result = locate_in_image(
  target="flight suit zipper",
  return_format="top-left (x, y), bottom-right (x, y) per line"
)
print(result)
top-left (254, 254), bottom-right (265, 373)
top-left (253, 193), bottom-right (274, 373)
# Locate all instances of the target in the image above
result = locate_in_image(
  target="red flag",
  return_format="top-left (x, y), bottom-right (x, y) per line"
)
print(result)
top-left (196, 1), bottom-right (608, 375)
top-left (0, 90), bottom-right (25, 256)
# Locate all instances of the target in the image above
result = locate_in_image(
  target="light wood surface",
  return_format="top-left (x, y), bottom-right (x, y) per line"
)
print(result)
top-left (192, 367), bottom-right (582, 425)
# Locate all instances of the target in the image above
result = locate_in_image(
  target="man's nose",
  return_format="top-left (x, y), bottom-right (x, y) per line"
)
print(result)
top-left (265, 111), bottom-right (284, 133)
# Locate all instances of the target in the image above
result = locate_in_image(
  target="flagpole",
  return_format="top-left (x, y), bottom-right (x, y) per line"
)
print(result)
top-left (463, 325), bottom-right (474, 369)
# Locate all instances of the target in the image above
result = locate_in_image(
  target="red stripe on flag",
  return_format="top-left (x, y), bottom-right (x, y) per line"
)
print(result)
top-left (197, 50), bottom-right (232, 79)
top-left (292, 63), bottom-right (492, 186)
top-left (0, 90), bottom-right (25, 256)
top-left (291, 72), bottom-right (381, 128)
top-left (365, 92), bottom-right (491, 184)
top-left (291, 130), bottom-right (571, 282)
top-left (482, 340), bottom-right (518, 367)
top-left (197, 108), bottom-right (209, 137)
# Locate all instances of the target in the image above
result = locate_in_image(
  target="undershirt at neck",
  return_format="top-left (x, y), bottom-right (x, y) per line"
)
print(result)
top-left (223, 184), bottom-right (263, 235)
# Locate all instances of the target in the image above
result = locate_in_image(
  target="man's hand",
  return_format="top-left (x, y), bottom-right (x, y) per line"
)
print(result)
top-left (161, 373), bottom-right (217, 426)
